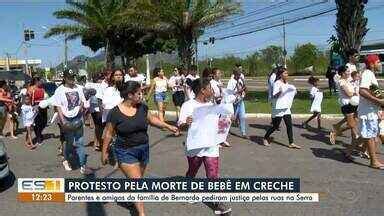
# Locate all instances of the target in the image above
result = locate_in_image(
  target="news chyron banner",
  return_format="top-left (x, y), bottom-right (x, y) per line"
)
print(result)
top-left (18, 178), bottom-right (319, 203)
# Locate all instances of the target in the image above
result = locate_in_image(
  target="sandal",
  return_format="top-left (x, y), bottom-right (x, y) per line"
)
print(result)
top-left (329, 131), bottom-right (336, 145)
top-left (94, 146), bottom-right (101, 151)
top-left (370, 163), bottom-right (384, 170)
top-left (342, 151), bottom-right (354, 161)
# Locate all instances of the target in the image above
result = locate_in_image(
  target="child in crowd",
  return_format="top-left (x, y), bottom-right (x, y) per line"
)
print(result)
top-left (21, 95), bottom-right (37, 150)
top-left (303, 76), bottom-right (322, 129)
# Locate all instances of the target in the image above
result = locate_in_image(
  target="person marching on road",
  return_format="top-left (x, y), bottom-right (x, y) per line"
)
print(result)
top-left (227, 68), bottom-right (248, 139)
top-left (102, 81), bottom-right (179, 216)
top-left (178, 78), bottom-right (232, 215)
top-left (52, 69), bottom-right (93, 174)
top-left (263, 67), bottom-right (301, 149)
top-left (302, 76), bottom-right (323, 130)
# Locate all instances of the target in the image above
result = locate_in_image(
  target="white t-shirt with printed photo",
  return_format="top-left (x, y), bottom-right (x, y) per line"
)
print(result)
top-left (169, 75), bottom-right (185, 93)
top-left (52, 84), bottom-right (87, 118)
top-left (358, 69), bottom-right (379, 120)
top-left (21, 104), bottom-right (36, 127)
top-left (178, 99), bottom-right (219, 157)
top-left (271, 80), bottom-right (292, 117)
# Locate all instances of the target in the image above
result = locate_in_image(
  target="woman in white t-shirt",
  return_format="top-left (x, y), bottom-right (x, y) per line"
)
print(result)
top-left (101, 69), bottom-right (124, 124)
top-left (178, 78), bottom-right (231, 214)
top-left (147, 68), bottom-right (168, 122)
top-left (263, 67), bottom-right (301, 149)
top-left (168, 67), bottom-right (185, 120)
top-left (337, 66), bottom-right (359, 143)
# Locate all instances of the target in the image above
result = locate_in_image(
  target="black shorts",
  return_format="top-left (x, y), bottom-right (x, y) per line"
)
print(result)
top-left (341, 104), bottom-right (358, 115)
top-left (172, 91), bottom-right (185, 107)
top-left (91, 112), bottom-right (103, 126)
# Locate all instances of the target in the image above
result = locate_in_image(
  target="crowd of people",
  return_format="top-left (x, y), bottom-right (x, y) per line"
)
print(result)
top-left (2, 52), bottom-right (384, 215)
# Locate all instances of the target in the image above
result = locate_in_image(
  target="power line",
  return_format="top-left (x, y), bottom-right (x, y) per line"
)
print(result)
top-left (204, 8), bottom-right (336, 42)
top-left (207, 1), bottom-right (328, 34)
top-left (208, 1), bottom-right (291, 30)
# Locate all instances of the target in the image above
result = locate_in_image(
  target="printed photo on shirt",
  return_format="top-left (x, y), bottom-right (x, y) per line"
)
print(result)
top-left (65, 91), bottom-right (80, 111)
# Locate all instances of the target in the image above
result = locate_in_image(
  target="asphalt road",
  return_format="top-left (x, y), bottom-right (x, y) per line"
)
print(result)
top-left (0, 117), bottom-right (383, 216)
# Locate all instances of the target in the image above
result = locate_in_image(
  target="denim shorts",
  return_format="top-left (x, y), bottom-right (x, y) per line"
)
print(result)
top-left (359, 118), bottom-right (379, 139)
top-left (154, 92), bottom-right (166, 102)
top-left (114, 143), bottom-right (149, 165)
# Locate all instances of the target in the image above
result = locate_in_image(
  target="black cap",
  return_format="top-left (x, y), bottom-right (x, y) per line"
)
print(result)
top-left (63, 69), bottom-right (76, 78)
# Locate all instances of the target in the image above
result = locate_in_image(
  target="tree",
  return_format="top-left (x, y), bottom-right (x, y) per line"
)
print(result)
top-left (291, 43), bottom-right (319, 72)
top-left (259, 45), bottom-right (284, 67)
top-left (45, 0), bottom-right (130, 69)
top-left (244, 51), bottom-right (270, 76)
top-left (87, 60), bottom-right (105, 78)
top-left (335, 0), bottom-right (369, 61)
top-left (133, 0), bottom-right (241, 71)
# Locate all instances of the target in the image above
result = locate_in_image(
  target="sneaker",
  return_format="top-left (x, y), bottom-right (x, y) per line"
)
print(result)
top-left (241, 134), bottom-right (249, 139)
top-left (62, 160), bottom-right (72, 171)
top-left (263, 139), bottom-right (271, 146)
top-left (220, 141), bottom-right (232, 148)
top-left (213, 203), bottom-right (232, 215)
top-left (80, 166), bottom-right (93, 175)
top-left (289, 143), bottom-right (301, 149)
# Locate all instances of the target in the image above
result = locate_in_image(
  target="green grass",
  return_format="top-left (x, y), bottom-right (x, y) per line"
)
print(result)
top-left (147, 91), bottom-right (341, 114)
top-left (244, 91), bottom-right (340, 114)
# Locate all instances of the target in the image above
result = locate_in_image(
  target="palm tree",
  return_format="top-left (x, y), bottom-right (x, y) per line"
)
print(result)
top-left (334, 0), bottom-right (368, 61)
top-left (133, 0), bottom-right (241, 70)
top-left (45, 0), bottom-right (130, 69)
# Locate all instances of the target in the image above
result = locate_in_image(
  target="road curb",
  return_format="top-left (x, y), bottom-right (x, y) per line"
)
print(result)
top-left (149, 110), bottom-right (344, 119)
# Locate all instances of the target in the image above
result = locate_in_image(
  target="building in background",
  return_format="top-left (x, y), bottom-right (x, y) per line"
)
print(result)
top-left (0, 58), bottom-right (41, 75)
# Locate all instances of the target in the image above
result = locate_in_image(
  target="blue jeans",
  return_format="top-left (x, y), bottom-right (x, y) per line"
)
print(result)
top-left (63, 119), bottom-right (86, 167)
top-left (234, 100), bottom-right (246, 135)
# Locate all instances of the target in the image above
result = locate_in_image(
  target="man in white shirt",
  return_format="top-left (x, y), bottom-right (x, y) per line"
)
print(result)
top-left (227, 69), bottom-right (248, 139)
top-left (124, 66), bottom-right (147, 89)
top-left (352, 54), bottom-right (384, 169)
top-left (52, 69), bottom-right (92, 174)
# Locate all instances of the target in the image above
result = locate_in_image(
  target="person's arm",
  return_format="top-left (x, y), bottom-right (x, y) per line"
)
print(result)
top-left (0, 95), bottom-right (13, 103)
top-left (146, 79), bottom-right (155, 101)
top-left (147, 112), bottom-right (179, 134)
top-left (178, 116), bottom-right (192, 131)
top-left (341, 84), bottom-right (354, 97)
top-left (360, 88), bottom-right (384, 107)
top-left (101, 123), bottom-right (115, 165)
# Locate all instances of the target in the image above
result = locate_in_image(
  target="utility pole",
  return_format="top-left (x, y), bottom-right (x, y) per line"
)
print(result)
top-left (64, 36), bottom-right (68, 69)
top-left (22, 23), bottom-right (29, 75)
top-left (195, 37), bottom-right (198, 72)
top-left (283, 17), bottom-right (287, 68)
top-left (5, 53), bottom-right (10, 71)
top-left (145, 54), bottom-right (150, 86)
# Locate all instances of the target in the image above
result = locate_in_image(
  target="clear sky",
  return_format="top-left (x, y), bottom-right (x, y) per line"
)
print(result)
top-left (1, 0), bottom-right (384, 67)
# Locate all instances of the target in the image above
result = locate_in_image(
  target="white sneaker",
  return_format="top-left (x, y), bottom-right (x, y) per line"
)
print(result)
top-left (80, 166), bottom-right (93, 175)
top-left (263, 139), bottom-right (271, 146)
top-left (62, 160), bottom-right (72, 171)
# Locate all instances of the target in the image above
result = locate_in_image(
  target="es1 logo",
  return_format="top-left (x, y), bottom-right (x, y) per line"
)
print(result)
top-left (18, 178), bottom-right (64, 192)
